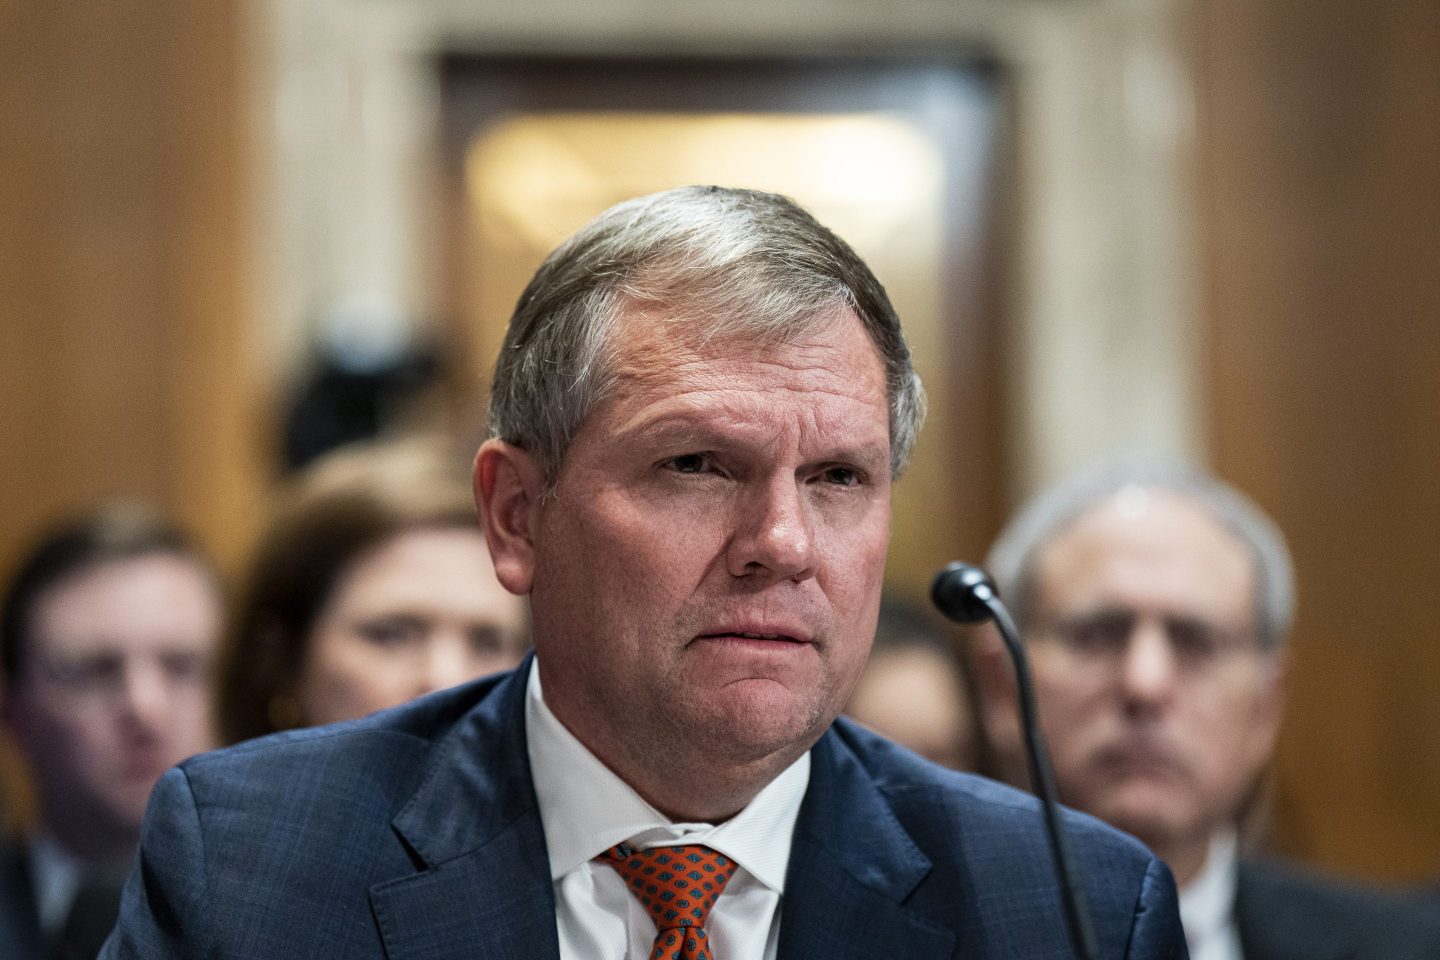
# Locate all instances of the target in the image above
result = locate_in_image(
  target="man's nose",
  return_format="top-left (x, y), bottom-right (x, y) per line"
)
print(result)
top-left (420, 634), bottom-right (475, 695)
top-left (119, 662), bottom-right (170, 731)
top-left (1119, 618), bottom-right (1179, 709)
top-left (725, 477), bottom-right (818, 582)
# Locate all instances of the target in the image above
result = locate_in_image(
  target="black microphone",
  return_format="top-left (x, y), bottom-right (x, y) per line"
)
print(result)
top-left (931, 562), bottom-right (1101, 960)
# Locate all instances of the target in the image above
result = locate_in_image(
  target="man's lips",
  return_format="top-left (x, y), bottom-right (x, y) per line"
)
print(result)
top-left (692, 624), bottom-right (814, 646)
top-left (1092, 740), bottom-right (1186, 779)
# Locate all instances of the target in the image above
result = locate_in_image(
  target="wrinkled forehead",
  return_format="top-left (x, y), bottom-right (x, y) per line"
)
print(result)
top-left (1035, 489), bottom-right (1259, 618)
top-left (605, 299), bottom-right (871, 377)
top-left (618, 278), bottom-right (852, 341)
top-left (577, 304), bottom-right (892, 474)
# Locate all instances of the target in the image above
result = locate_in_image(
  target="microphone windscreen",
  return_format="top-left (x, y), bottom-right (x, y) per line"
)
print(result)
top-left (930, 562), bottom-right (996, 624)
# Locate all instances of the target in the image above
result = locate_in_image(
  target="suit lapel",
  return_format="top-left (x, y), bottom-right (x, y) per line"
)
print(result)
top-left (777, 730), bottom-right (955, 960)
top-left (369, 657), bottom-right (560, 960)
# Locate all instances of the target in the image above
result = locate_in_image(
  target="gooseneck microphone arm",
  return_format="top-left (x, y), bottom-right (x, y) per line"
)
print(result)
top-left (931, 562), bottom-right (1101, 960)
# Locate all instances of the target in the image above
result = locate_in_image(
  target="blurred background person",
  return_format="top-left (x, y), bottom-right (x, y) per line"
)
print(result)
top-left (0, 506), bottom-right (222, 960)
top-left (217, 437), bottom-right (529, 745)
top-left (978, 460), bottom-right (1440, 960)
top-left (845, 600), bottom-right (983, 771)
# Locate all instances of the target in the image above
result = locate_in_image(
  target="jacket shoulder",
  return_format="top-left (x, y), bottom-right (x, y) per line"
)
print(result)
top-left (183, 671), bottom-right (506, 796)
top-left (101, 670), bottom-right (522, 960)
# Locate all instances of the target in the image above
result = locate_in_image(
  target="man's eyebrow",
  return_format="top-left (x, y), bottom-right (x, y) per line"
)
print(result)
top-left (619, 414), bottom-right (726, 450)
top-left (629, 416), bottom-right (890, 469)
top-left (834, 442), bottom-right (892, 469)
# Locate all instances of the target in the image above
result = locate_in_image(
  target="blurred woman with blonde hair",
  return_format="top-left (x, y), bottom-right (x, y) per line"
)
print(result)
top-left (218, 438), bottom-right (529, 744)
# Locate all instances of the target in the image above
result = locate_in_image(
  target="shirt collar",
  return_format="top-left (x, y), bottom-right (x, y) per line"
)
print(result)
top-left (1179, 829), bottom-right (1240, 946)
top-left (524, 658), bottom-right (809, 892)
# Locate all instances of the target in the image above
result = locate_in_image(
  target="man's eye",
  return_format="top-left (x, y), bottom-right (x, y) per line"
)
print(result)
top-left (51, 657), bottom-right (122, 689)
top-left (161, 652), bottom-right (210, 683)
top-left (664, 453), bottom-right (711, 474)
top-left (1166, 619), bottom-right (1227, 663)
top-left (1058, 613), bottom-right (1132, 654)
top-left (357, 619), bottom-right (421, 648)
top-left (468, 626), bottom-right (504, 656)
top-left (821, 466), bottom-right (861, 486)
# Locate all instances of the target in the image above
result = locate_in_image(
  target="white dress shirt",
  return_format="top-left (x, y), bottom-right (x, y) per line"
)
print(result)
top-left (1179, 830), bottom-right (1244, 960)
top-left (525, 661), bottom-right (809, 960)
top-left (27, 832), bottom-right (84, 937)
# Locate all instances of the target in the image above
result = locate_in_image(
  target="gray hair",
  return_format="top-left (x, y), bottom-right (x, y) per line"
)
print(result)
top-left (486, 185), bottom-right (926, 487)
top-left (985, 458), bottom-right (1296, 650)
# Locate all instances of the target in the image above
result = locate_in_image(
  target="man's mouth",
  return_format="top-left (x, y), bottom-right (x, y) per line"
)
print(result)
top-left (694, 628), bottom-right (812, 646)
top-left (1093, 740), bottom-right (1185, 779)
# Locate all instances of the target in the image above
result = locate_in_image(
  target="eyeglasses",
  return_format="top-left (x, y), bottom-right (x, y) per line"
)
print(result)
top-left (1034, 608), bottom-right (1260, 673)
top-left (31, 648), bottom-right (211, 698)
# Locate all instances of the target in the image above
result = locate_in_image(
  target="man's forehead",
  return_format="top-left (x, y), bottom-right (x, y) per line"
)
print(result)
top-left (602, 306), bottom-right (888, 419)
top-left (1035, 490), bottom-right (1258, 611)
top-left (609, 300), bottom-right (872, 364)
top-left (1049, 489), bottom-right (1248, 556)
top-left (30, 556), bottom-right (220, 640)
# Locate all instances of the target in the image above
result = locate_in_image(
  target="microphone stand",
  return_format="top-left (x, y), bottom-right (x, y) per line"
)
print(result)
top-left (932, 562), bottom-right (1101, 960)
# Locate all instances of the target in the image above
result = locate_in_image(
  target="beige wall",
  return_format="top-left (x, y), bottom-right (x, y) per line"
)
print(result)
top-left (0, 1), bottom-right (267, 576)
top-left (1198, 0), bottom-right (1440, 881)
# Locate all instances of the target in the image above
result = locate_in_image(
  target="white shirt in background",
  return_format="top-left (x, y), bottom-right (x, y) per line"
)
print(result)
top-left (28, 832), bottom-right (84, 937)
top-left (1179, 830), bottom-right (1245, 960)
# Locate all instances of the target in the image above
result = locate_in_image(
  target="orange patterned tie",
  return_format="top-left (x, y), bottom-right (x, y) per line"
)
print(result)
top-left (600, 843), bottom-right (739, 960)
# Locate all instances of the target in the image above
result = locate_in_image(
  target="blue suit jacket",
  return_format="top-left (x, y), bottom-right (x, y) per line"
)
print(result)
top-left (101, 660), bottom-right (1186, 958)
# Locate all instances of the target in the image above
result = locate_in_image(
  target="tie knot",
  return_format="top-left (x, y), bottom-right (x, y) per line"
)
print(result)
top-left (601, 843), bottom-right (738, 934)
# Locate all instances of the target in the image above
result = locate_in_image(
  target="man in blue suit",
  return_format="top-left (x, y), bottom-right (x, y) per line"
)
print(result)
top-left (102, 186), bottom-right (1186, 958)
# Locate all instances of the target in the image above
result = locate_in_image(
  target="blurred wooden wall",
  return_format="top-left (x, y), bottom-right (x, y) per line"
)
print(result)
top-left (0, 2), bottom-right (263, 825)
top-left (1197, 0), bottom-right (1440, 881)
top-left (0, 2), bottom-right (263, 575)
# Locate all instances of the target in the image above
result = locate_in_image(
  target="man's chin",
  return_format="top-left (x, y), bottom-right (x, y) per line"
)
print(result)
top-left (1090, 786), bottom-right (1200, 847)
top-left (690, 682), bottom-right (831, 762)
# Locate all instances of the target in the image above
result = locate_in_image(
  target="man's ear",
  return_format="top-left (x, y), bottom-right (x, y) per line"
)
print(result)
top-left (474, 439), bottom-right (544, 596)
top-left (1248, 648), bottom-right (1290, 770)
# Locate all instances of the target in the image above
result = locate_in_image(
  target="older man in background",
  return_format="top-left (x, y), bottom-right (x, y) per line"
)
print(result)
top-left (978, 460), bottom-right (1440, 960)
top-left (0, 506), bottom-right (222, 960)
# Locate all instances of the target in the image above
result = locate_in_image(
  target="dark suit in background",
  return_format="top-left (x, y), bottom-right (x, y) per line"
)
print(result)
top-left (101, 662), bottom-right (1185, 959)
top-left (1236, 859), bottom-right (1440, 960)
top-left (1, 843), bottom-right (44, 958)
top-left (1, 842), bottom-right (124, 960)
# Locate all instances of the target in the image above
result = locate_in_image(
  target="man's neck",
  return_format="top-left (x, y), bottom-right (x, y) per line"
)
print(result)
top-left (1175, 830), bottom-right (1241, 957)
top-left (533, 666), bottom-right (810, 823)
top-left (575, 724), bottom-right (804, 824)
top-left (1155, 832), bottom-right (1218, 889)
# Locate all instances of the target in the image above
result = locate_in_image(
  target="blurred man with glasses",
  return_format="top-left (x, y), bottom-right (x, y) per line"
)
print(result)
top-left (977, 460), bottom-right (1440, 960)
top-left (1, 506), bottom-right (222, 960)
